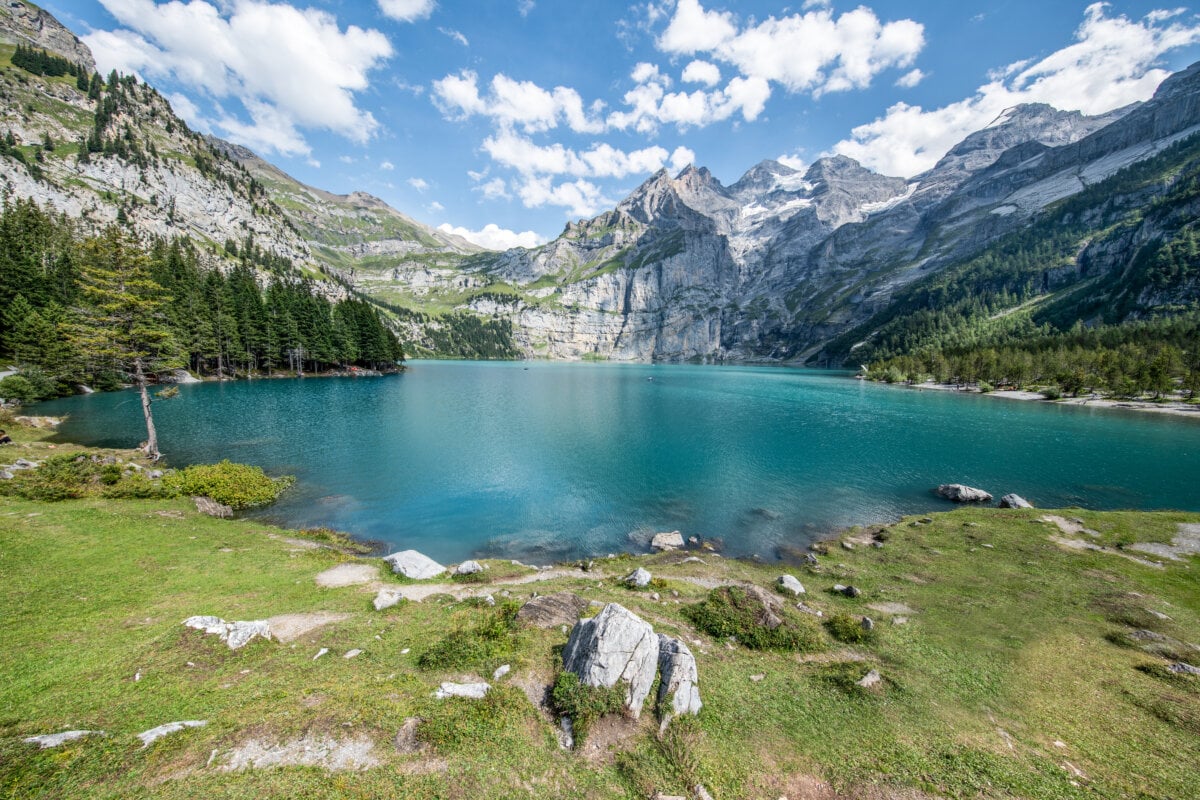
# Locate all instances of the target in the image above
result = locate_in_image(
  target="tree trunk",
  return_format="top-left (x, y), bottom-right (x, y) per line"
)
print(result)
top-left (134, 358), bottom-right (160, 461)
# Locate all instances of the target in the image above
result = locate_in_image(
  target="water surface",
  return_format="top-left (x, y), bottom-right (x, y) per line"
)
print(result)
top-left (34, 361), bottom-right (1200, 562)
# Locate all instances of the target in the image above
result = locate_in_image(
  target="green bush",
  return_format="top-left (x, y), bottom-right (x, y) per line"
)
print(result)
top-left (417, 601), bottom-right (521, 671)
top-left (683, 586), bottom-right (825, 652)
top-left (824, 613), bottom-right (875, 644)
top-left (163, 460), bottom-right (293, 509)
top-left (1039, 385), bottom-right (1063, 400)
top-left (0, 375), bottom-right (38, 403)
top-left (550, 670), bottom-right (625, 743)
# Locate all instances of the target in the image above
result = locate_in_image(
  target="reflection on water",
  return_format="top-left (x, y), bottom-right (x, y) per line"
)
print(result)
top-left (34, 361), bottom-right (1200, 562)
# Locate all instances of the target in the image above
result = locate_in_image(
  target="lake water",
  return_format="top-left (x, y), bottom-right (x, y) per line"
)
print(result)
top-left (33, 360), bottom-right (1200, 563)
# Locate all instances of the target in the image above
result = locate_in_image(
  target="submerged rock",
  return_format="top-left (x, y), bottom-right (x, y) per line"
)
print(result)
top-left (650, 531), bottom-right (685, 551)
top-left (562, 603), bottom-right (659, 718)
top-left (936, 484), bottom-right (993, 503)
top-left (383, 550), bottom-right (446, 580)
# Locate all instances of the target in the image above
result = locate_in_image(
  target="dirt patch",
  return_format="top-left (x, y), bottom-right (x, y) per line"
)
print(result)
top-left (867, 602), bottom-right (916, 616)
top-left (221, 732), bottom-right (379, 771)
top-left (576, 714), bottom-right (648, 765)
top-left (751, 772), bottom-right (942, 800)
top-left (1040, 515), bottom-right (1100, 537)
top-left (315, 563), bottom-right (379, 587)
top-left (266, 612), bottom-right (352, 643)
top-left (1128, 523), bottom-right (1200, 561)
top-left (1048, 536), bottom-right (1164, 569)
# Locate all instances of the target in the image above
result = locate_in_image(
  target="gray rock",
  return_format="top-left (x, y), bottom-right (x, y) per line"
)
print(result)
top-left (516, 591), bottom-right (589, 628)
top-left (383, 550), bottom-right (446, 580)
top-left (856, 669), bottom-right (883, 688)
top-left (624, 567), bottom-right (652, 588)
top-left (562, 603), bottom-right (659, 718)
top-left (777, 575), bottom-right (805, 596)
top-left (1169, 662), bottom-right (1200, 676)
top-left (372, 588), bottom-right (404, 611)
top-left (455, 560), bottom-right (484, 575)
top-left (13, 458), bottom-right (37, 469)
top-left (137, 720), bottom-right (207, 748)
top-left (183, 616), bottom-right (271, 649)
top-left (657, 634), bottom-right (702, 718)
top-left (650, 530), bottom-right (685, 551)
top-left (796, 602), bottom-right (824, 617)
top-left (861, 617), bottom-right (875, 631)
top-left (492, 664), bottom-right (511, 680)
top-left (998, 493), bottom-right (1034, 509)
top-left (936, 484), bottom-right (994, 503)
top-left (434, 681), bottom-right (490, 699)
top-left (695, 785), bottom-right (715, 800)
top-left (804, 553), bottom-right (819, 566)
top-left (343, 649), bottom-right (363, 659)
top-left (24, 730), bottom-right (104, 748)
top-left (0, 470), bottom-right (12, 480)
top-left (148, 469), bottom-right (164, 480)
top-left (557, 716), bottom-right (574, 750)
top-left (833, 584), bottom-right (862, 598)
top-left (193, 496), bottom-right (233, 518)
top-left (394, 717), bottom-right (424, 754)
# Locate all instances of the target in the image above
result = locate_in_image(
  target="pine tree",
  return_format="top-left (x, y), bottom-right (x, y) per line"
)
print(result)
top-left (71, 227), bottom-right (180, 460)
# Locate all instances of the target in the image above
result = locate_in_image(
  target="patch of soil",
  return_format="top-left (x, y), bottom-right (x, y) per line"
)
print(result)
top-left (315, 563), bottom-right (379, 588)
top-left (576, 713), bottom-right (650, 766)
top-left (265, 611), bottom-right (352, 643)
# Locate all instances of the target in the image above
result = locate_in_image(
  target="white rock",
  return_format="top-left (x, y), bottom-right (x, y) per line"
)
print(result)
top-left (936, 483), bottom-right (993, 503)
top-left (372, 588), bottom-right (403, 611)
top-left (24, 730), bottom-right (104, 748)
top-left (313, 648), bottom-right (329, 660)
top-left (137, 720), bottom-right (207, 748)
top-left (999, 493), bottom-right (1034, 509)
top-left (650, 531), bottom-right (685, 551)
top-left (383, 550), bottom-right (446, 580)
top-left (777, 575), bottom-right (805, 596)
top-left (343, 649), bottom-right (362, 659)
top-left (657, 635), bottom-right (702, 718)
top-left (492, 664), bottom-right (511, 680)
top-left (434, 681), bottom-right (490, 699)
top-left (455, 560), bottom-right (484, 575)
top-left (624, 567), bottom-right (652, 588)
top-left (183, 616), bottom-right (271, 650)
top-left (856, 669), bottom-right (883, 688)
top-left (562, 603), bottom-right (659, 718)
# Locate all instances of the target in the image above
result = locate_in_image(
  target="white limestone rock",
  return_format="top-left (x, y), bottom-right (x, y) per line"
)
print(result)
top-left (24, 730), bottom-right (104, 748)
top-left (777, 574), bottom-right (806, 596)
top-left (383, 550), bottom-right (446, 580)
top-left (999, 493), bottom-right (1034, 509)
top-left (183, 616), bottom-right (271, 650)
top-left (137, 720), bottom-right (207, 748)
top-left (372, 588), bottom-right (404, 611)
top-left (936, 484), bottom-right (994, 503)
top-left (561, 603), bottom-right (659, 718)
top-left (650, 531), bottom-right (685, 551)
top-left (624, 567), bottom-right (652, 588)
top-left (656, 635), bottom-right (702, 718)
top-left (434, 681), bottom-right (490, 700)
top-left (455, 560), bottom-right (484, 575)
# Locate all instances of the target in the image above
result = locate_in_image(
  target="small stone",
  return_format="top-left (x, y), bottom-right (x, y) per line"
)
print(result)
top-left (688, 536), bottom-right (699, 544)
top-left (650, 592), bottom-right (660, 601)
top-left (749, 673), bottom-right (765, 682)
top-left (557, 717), bottom-right (574, 750)
top-left (193, 496), bottom-right (233, 518)
top-left (401, 648), bottom-right (410, 655)
top-left (624, 567), bottom-right (652, 588)
top-left (892, 616), bottom-right (908, 626)
top-left (981, 543), bottom-right (995, 549)
top-left (804, 553), bottom-right (819, 566)
top-left (651, 531), bottom-right (685, 551)
top-left (483, 594), bottom-right (496, 606)
top-left (861, 617), bottom-right (874, 631)
top-left (493, 664), bottom-right (511, 680)
top-left (796, 602), bottom-right (823, 617)
top-left (681, 556), bottom-right (705, 564)
top-left (777, 575), bottom-right (805, 596)
top-left (455, 560), bottom-right (484, 575)
top-left (313, 648), bottom-right (328, 660)
top-left (695, 785), bottom-right (715, 800)
top-left (343, 649), bottom-right (362, 659)
top-left (856, 669), bottom-right (882, 689)
top-left (841, 541), bottom-right (854, 551)
top-left (373, 588), bottom-right (403, 611)
top-left (137, 720), bottom-right (206, 748)
top-left (936, 484), bottom-right (993, 503)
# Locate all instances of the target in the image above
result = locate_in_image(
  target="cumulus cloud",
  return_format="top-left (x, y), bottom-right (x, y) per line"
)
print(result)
top-left (482, 129), bottom-right (678, 179)
top-left (477, 177), bottom-right (511, 200)
top-left (682, 59), bottom-right (721, 86)
top-left (408, 177), bottom-right (428, 190)
top-left (427, 200), bottom-right (445, 212)
top-left (85, 0), bottom-right (391, 156)
top-left (380, 160), bottom-right (395, 170)
top-left (658, 0), bottom-right (923, 97)
top-left (433, 70), bottom-right (606, 133)
top-left (378, 0), bottom-right (434, 22)
top-left (833, 3), bottom-right (1200, 176)
top-left (437, 222), bottom-right (546, 250)
top-left (895, 68), bottom-right (925, 88)
top-left (517, 177), bottom-right (612, 218)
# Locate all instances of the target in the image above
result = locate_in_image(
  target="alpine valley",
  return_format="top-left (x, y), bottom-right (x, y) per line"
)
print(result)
top-left (1, 1), bottom-right (1199, 365)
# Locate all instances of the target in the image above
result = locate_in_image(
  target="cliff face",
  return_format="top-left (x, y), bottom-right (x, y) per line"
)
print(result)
top-left (0, 1), bottom-right (95, 73)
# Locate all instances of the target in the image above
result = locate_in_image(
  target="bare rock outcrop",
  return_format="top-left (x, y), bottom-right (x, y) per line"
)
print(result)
top-left (936, 484), bottom-right (994, 503)
top-left (383, 550), bottom-right (446, 580)
top-left (561, 603), bottom-right (659, 718)
top-left (656, 635), bottom-right (702, 718)
top-left (516, 591), bottom-right (589, 628)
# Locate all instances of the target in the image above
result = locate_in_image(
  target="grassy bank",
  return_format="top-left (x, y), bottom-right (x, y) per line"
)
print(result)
top-left (1, 453), bottom-right (1198, 797)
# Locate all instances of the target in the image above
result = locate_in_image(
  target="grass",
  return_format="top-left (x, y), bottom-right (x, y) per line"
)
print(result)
top-left (0, 453), bottom-right (1198, 799)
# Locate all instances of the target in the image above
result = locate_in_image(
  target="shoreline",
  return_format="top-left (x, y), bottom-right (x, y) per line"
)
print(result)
top-left (881, 378), bottom-right (1200, 420)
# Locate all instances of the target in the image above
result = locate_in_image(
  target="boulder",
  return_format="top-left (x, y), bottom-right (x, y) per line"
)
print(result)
top-left (193, 496), bottom-right (233, 518)
top-left (650, 531), bottom-right (685, 551)
top-left (999, 493), bottom-right (1034, 509)
top-left (23, 730), bottom-right (104, 748)
top-left (372, 588), bottom-right (403, 611)
top-left (161, 368), bottom-right (201, 384)
top-left (657, 635), bottom-right (702, 718)
top-left (434, 681), bottom-right (490, 699)
top-left (383, 550), bottom-right (446, 580)
top-left (624, 567), bottom-right (652, 588)
top-left (777, 575), bottom-right (805, 596)
top-left (454, 560), bottom-right (484, 575)
top-left (856, 669), bottom-right (883, 689)
top-left (936, 484), bottom-right (993, 503)
top-left (183, 616), bottom-right (271, 649)
top-left (562, 603), bottom-right (659, 718)
top-left (516, 591), bottom-right (588, 628)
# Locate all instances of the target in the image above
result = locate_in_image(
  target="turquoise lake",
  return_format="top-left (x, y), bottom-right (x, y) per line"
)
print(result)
top-left (33, 360), bottom-right (1200, 563)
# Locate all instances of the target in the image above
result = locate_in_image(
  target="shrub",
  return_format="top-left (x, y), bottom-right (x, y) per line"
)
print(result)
top-left (0, 375), bottom-right (38, 403)
top-left (163, 460), bottom-right (293, 509)
top-left (683, 585), bottom-right (825, 652)
top-left (417, 601), bottom-right (521, 672)
top-left (1039, 385), bottom-right (1063, 400)
top-left (824, 613), bottom-right (875, 644)
top-left (550, 670), bottom-right (625, 743)
top-left (417, 686), bottom-right (534, 751)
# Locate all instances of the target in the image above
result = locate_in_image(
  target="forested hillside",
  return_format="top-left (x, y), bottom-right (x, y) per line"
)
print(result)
top-left (0, 197), bottom-right (404, 402)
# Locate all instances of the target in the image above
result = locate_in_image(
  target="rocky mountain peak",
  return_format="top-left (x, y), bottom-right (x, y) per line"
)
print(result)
top-left (0, 0), bottom-right (96, 73)
top-left (730, 159), bottom-right (802, 197)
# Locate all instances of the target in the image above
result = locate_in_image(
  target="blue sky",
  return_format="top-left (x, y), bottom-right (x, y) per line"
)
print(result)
top-left (47, 0), bottom-right (1200, 248)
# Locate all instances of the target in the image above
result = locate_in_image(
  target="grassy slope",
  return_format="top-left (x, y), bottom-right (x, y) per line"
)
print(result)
top-left (0, 491), bottom-right (1197, 798)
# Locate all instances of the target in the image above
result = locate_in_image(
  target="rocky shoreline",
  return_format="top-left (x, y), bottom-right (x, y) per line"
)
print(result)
top-left (885, 379), bottom-right (1200, 420)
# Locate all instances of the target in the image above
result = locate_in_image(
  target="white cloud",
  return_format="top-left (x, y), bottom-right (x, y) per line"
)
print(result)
top-left (481, 129), bottom-right (681, 180)
top-left (439, 27), bottom-right (469, 46)
top-left (85, 0), bottom-right (391, 156)
top-left (777, 153), bottom-right (807, 171)
top-left (478, 177), bottom-right (511, 200)
top-left (833, 3), bottom-right (1200, 176)
top-left (378, 0), bottom-right (434, 22)
top-left (432, 70), bottom-right (605, 134)
top-left (682, 59), bottom-right (721, 86)
top-left (380, 160), bottom-right (395, 170)
top-left (670, 145), bottom-right (696, 171)
top-left (408, 177), bottom-right (428, 191)
top-left (427, 200), bottom-right (445, 212)
top-left (518, 0), bottom-right (534, 17)
top-left (437, 222), bottom-right (546, 250)
top-left (165, 91), bottom-right (205, 130)
top-left (658, 0), bottom-right (923, 97)
top-left (895, 68), bottom-right (925, 88)
top-left (339, 154), bottom-right (356, 164)
top-left (306, 157), bottom-right (321, 168)
top-left (517, 177), bottom-right (611, 218)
